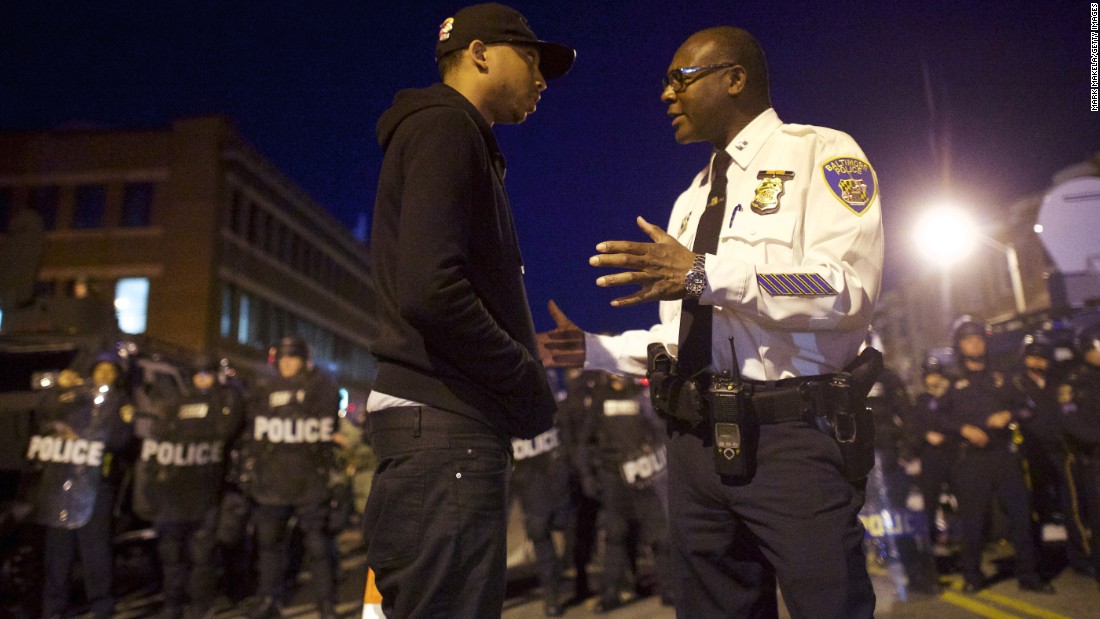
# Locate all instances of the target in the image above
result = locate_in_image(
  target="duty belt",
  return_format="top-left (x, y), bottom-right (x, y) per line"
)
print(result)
top-left (732, 375), bottom-right (834, 424)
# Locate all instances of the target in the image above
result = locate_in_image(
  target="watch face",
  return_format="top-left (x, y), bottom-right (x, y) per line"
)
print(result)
top-left (685, 270), bottom-right (706, 297)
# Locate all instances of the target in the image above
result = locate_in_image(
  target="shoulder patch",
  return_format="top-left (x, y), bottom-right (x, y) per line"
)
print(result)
top-left (821, 157), bottom-right (877, 215)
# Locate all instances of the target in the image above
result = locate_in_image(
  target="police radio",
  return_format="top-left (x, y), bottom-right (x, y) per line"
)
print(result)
top-left (709, 338), bottom-right (749, 478)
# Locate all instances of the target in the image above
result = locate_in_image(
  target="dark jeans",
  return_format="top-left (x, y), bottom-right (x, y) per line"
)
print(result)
top-left (363, 405), bottom-right (512, 619)
top-left (666, 421), bottom-right (874, 619)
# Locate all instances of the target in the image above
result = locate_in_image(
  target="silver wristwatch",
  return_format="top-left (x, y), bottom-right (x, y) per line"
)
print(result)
top-left (684, 254), bottom-right (707, 299)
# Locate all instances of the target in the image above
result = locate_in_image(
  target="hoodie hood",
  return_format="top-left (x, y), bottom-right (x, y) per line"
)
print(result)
top-left (376, 83), bottom-right (500, 158)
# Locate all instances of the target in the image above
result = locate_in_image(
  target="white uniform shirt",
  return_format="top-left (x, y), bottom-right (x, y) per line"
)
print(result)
top-left (587, 108), bottom-right (884, 381)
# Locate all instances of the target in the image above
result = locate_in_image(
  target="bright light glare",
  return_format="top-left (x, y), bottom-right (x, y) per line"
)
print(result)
top-left (913, 208), bottom-right (979, 268)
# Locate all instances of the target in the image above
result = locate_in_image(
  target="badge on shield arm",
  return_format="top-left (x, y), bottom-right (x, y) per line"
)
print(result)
top-left (822, 157), bottom-right (878, 215)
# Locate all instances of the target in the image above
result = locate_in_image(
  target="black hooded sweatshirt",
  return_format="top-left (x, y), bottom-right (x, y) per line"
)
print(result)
top-left (368, 83), bottom-right (555, 439)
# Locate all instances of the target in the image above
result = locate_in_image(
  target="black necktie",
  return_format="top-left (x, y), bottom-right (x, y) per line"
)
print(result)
top-left (677, 150), bottom-right (733, 379)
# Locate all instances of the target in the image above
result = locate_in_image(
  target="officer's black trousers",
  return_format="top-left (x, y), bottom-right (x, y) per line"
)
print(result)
top-left (513, 459), bottom-right (573, 599)
top-left (915, 445), bottom-right (957, 544)
top-left (952, 447), bottom-right (1040, 586)
top-left (41, 487), bottom-right (115, 619)
top-left (1074, 453), bottom-right (1100, 581)
top-left (595, 467), bottom-right (669, 602)
top-left (254, 501), bottom-right (332, 603)
top-left (363, 405), bottom-right (512, 619)
top-left (666, 421), bottom-right (874, 619)
top-left (154, 506), bottom-right (219, 611)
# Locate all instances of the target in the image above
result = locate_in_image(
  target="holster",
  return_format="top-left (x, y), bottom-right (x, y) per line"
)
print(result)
top-left (814, 347), bottom-right (883, 482)
top-left (646, 343), bottom-right (706, 429)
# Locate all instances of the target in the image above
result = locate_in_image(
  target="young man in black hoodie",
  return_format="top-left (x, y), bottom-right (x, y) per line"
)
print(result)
top-left (363, 4), bottom-right (574, 617)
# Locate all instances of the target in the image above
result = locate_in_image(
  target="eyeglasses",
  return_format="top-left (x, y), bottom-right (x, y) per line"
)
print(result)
top-left (662, 63), bottom-right (736, 93)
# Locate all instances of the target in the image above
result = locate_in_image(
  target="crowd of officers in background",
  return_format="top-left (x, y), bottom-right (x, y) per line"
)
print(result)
top-left (13, 316), bottom-right (1100, 619)
top-left (16, 336), bottom-right (372, 619)
top-left (877, 317), bottom-right (1100, 595)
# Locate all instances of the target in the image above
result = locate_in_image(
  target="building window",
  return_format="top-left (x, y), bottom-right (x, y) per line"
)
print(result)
top-left (230, 192), bottom-right (248, 237)
top-left (0, 187), bottom-right (11, 233)
top-left (73, 185), bottom-right (107, 229)
top-left (262, 212), bottom-right (275, 254)
top-left (220, 283), bottom-right (233, 339)
top-left (237, 292), bottom-right (251, 346)
top-left (30, 186), bottom-right (60, 230)
top-left (122, 183), bottom-right (154, 227)
top-left (249, 206), bottom-right (267, 248)
top-left (115, 277), bottom-right (149, 334)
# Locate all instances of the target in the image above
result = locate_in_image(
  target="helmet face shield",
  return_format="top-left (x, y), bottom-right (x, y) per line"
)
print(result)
top-left (1078, 323), bottom-right (1100, 361)
top-left (952, 316), bottom-right (989, 362)
top-left (275, 336), bottom-right (310, 361)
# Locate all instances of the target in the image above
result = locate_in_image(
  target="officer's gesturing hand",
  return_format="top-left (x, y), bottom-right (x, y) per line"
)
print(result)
top-left (590, 216), bottom-right (696, 307)
top-left (536, 300), bottom-right (586, 368)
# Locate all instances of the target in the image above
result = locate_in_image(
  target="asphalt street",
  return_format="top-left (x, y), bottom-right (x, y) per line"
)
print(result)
top-left (96, 523), bottom-right (1099, 619)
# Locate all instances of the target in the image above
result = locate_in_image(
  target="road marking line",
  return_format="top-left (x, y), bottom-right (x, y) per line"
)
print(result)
top-left (976, 591), bottom-right (1075, 619)
top-left (941, 591), bottom-right (1024, 619)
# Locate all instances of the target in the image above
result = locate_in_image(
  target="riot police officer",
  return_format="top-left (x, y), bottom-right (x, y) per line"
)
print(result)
top-left (132, 355), bottom-right (244, 619)
top-left (907, 355), bottom-right (959, 547)
top-left (554, 369), bottom-right (604, 603)
top-left (245, 337), bottom-right (340, 619)
top-left (1014, 338), bottom-right (1091, 575)
top-left (864, 336), bottom-right (914, 509)
top-left (511, 405), bottom-right (574, 616)
top-left (944, 318), bottom-right (1052, 593)
top-left (28, 350), bottom-right (134, 619)
top-left (572, 372), bottom-right (670, 613)
top-left (1058, 322), bottom-right (1100, 589)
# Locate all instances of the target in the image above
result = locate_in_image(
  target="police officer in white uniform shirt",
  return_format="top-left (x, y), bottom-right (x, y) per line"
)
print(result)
top-left (538, 26), bottom-right (882, 618)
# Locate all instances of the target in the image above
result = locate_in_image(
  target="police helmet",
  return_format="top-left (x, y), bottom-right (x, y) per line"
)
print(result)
top-left (92, 349), bottom-right (124, 371)
top-left (275, 336), bottom-right (310, 360)
top-left (193, 353), bottom-right (221, 375)
top-left (1077, 322), bottom-right (1100, 357)
top-left (952, 315), bottom-right (989, 348)
top-left (921, 355), bottom-right (944, 376)
top-left (1022, 339), bottom-right (1054, 361)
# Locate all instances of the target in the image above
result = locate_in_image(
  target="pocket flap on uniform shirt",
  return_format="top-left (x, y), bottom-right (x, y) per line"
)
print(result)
top-left (720, 212), bottom-right (798, 247)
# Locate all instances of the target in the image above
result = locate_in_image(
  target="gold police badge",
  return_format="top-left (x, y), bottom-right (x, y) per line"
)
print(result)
top-left (1058, 384), bottom-right (1074, 405)
top-left (751, 170), bottom-right (794, 215)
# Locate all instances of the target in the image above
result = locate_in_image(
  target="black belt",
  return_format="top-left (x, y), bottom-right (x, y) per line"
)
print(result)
top-left (366, 405), bottom-right (507, 459)
top-left (730, 374), bottom-right (834, 425)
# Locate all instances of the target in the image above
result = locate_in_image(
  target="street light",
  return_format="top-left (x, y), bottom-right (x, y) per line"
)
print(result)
top-left (913, 207), bottom-right (1027, 316)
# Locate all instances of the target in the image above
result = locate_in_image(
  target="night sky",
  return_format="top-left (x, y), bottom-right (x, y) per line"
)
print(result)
top-left (4, 0), bottom-right (1098, 336)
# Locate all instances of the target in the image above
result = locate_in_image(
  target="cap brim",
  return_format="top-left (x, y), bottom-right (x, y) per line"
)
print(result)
top-left (533, 41), bottom-right (575, 80)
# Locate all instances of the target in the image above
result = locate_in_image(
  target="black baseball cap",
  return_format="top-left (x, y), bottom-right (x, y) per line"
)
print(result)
top-left (435, 3), bottom-right (575, 80)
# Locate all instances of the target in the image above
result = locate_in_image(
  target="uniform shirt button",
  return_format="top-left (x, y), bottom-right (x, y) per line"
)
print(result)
top-left (466, 448), bottom-right (474, 455)
top-left (455, 472), bottom-right (462, 479)
top-left (63, 480), bottom-right (72, 491)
